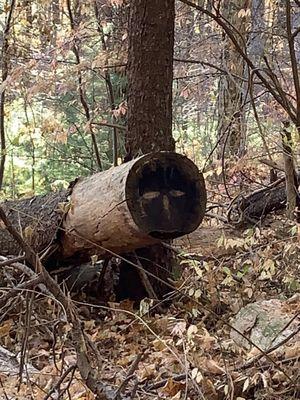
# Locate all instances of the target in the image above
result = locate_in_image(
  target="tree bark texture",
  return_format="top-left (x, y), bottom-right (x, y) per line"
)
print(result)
top-left (248, 0), bottom-right (266, 63)
top-left (0, 0), bottom-right (16, 190)
top-left (125, 0), bottom-right (175, 160)
top-left (62, 152), bottom-right (206, 260)
top-left (0, 190), bottom-right (69, 256)
top-left (0, 153), bottom-right (206, 261)
top-left (282, 122), bottom-right (299, 220)
top-left (123, 0), bottom-right (178, 300)
top-left (217, 0), bottom-right (248, 159)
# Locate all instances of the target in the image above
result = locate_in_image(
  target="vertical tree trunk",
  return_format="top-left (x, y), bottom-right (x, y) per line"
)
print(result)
top-left (248, 0), bottom-right (266, 64)
top-left (121, 0), bottom-right (176, 301)
top-left (282, 121), bottom-right (299, 220)
top-left (66, 0), bottom-right (102, 171)
top-left (217, 0), bottom-right (249, 159)
top-left (125, 0), bottom-right (175, 160)
top-left (0, 0), bottom-right (16, 191)
top-left (94, 1), bottom-right (119, 167)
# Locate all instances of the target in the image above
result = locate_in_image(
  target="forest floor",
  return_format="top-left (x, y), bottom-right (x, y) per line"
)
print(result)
top-left (0, 215), bottom-right (299, 399)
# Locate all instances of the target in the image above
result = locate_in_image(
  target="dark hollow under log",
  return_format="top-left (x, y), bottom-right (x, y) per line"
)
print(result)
top-left (0, 152), bottom-right (207, 261)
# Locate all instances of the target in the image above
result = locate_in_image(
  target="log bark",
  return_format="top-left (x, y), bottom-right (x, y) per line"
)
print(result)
top-left (0, 190), bottom-right (69, 256)
top-left (0, 152), bottom-right (206, 261)
top-left (62, 152), bottom-right (206, 260)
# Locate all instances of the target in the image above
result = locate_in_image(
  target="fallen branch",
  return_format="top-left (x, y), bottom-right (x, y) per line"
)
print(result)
top-left (238, 322), bottom-right (300, 371)
top-left (43, 364), bottom-right (77, 400)
top-left (0, 255), bottom-right (25, 267)
top-left (113, 353), bottom-right (143, 400)
top-left (227, 178), bottom-right (287, 225)
top-left (145, 373), bottom-right (187, 391)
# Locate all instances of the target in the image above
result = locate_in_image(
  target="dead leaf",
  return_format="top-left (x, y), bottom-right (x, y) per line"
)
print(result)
top-left (24, 225), bottom-right (34, 242)
top-left (171, 321), bottom-right (186, 337)
top-left (285, 343), bottom-right (300, 358)
top-left (205, 359), bottom-right (225, 375)
top-left (139, 364), bottom-right (156, 380)
top-left (161, 378), bottom-right (185, 396)
top-left (0, 320), bottom-right (13, 338)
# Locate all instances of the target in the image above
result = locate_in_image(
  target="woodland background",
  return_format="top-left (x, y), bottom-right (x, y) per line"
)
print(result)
top-left (0, 1), bottom-right (299, 400)
top-left (1, 0), bottom-right (299, 197)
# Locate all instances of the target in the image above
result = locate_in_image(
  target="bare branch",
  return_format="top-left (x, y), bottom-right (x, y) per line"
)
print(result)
top-left (66, 0), bottom-right (102, 170)
top-left (179, 0), bottom-right (298, 125)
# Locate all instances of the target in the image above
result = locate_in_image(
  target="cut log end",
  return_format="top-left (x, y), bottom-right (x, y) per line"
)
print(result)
top-left (126, 152), bottom-right (206, 239)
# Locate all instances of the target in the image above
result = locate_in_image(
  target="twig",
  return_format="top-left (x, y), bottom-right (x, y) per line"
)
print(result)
top-left (92, 121), bottom-right (127, 131)
top-left (113, 353), bottom-right (143, 400)
top-left (249, 71), bottom-right (273, 161)
top-left (145, 373), bottom-right (187, 391)
top-left (134, 252), bottom-right (164, 313)
top-left (66, 0), bottom-right (102, 170)
top-left (130, 378), bottom-right (139, 399)
top-left (5, 260), bottom-right (51, 296)
top-left (238, 324), bottom-right (300, 370)
top-left (18, 291), bottom-right (34, 388)
top-left (286, 0), bottom-right (300, 122)
top-left (67, 228), bottom-right (297, 385)
top-left (259, 158), bottom-right (284, 172)
top-left (94, 2), bottom-right (120, 166)
top-left (43, 364), bottom-right (77, 400)
top-left (179, 0), bottom-right (298, 125)
top-left (0, 255), bottom-right (25, 267)
top-left (174, 57), bottom-right (246, 81)
top-left (0, 0), bottom-right (16, 189)
top-left (0, 376), bottom-right (10, 400)
top-left (205, 211), bottom-right (228, 222)
top-left (0, 275), bottom-right (43, 309)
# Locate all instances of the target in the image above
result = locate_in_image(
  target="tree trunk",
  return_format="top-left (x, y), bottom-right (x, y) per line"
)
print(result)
top-left (125, 0), bottom-right (176, 159)
top-left (217, 0), bottom-right (249, 159)
top-left (61, 152), bottom-right (206, 260)
top-left (122, 0), bottom-right (178, 300)
top-left (282, 121), bottom-right (298, 220)
top-left (248, 0), bottom-right (266, 64)
top-left (0, 0), bottom-right (16, 190)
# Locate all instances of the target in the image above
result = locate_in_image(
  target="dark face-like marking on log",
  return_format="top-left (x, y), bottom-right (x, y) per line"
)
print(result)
top-left (136, 164), bottom-right (196, 238)
top-left (126, 153), bottom-right (206, 240)
top-left (141, 187), bottom-right (186, 221)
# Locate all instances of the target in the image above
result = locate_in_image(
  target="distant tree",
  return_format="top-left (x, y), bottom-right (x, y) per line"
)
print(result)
top-left (216, 0), bottom-right (249, 159)
top-left (0, 0), bottom-right (16, 190)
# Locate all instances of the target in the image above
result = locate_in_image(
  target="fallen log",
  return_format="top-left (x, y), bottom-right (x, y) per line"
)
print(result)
top-left (0, 152), bottom-right (206, 261)
top-left (228, 178), bottom-right (287, 225)
top-left (0, 190), bottom-right (69, 256)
